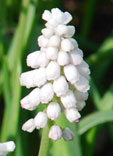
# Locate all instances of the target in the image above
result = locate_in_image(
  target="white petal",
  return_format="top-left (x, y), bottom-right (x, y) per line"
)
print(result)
top-left (33, 68), bottom-right (47, 87)
top-left (21, 88), bottom-right (40, 110)
top-left (74, 75), bottom-right (90, 92)
top-left (65, 108), bottom-right (81, 122)
top-left (46, 102), bottom-right (61, 120)
top-left (46, 61), bottom-right (60, 80)
top-left (61, 90), bottom-right (77, 108)
top-left (26, 51), bottom-right (40, 68)
top-left (74, 90), bottom-right (88, 101)
top-left (49, 125), bottom-right (62, 141)
top-left (36, 52), bottom-right (49, 67)
top-left (41, 28), bottom-right (54, 38)
top-left (38, 35), bottom-right (48, 48)
top-left (70, 49), bottom-right (83, 65)
top-left (34, 112), bottom-right (48, 129)
top-left (22, 118), bottom-right (35, 132)
top-left (57, 51), bottom-right (70, 66)
top-left (49, 35), bottom-right (60, 47)
top-left (77, 61), bottom-right (90, 79)
top-left (76, 101), bottom-right (86, 111)
top-left (64, 64), bottom-right (80, 84)
top-left (46, 47), bottom-right (58, 60)
top-left (0, 141), bottom-right (15, 155)
top-left (42, 10), bottom-right (52, 21)
top-left (40, 83), bottom-right (54, 103)
top-left (20, 70), bottom-right (37, 88)
top-left (62, 12), bottom-right (72, 24)
top-left (53, 76), bottom-right (69, 97)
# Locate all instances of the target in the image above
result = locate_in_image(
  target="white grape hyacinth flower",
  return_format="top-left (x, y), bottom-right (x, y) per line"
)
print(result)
top-left (0, 141), bottom-right (15, 156)
top-left (20, 8), bottom-right (90, 141)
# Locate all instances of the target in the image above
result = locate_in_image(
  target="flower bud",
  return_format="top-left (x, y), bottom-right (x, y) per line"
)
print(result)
top-left (0, 141), bottom-right (15, 154)
top-left (57, 51), bottom-right (70, 66)
top-left (48, 125), bottom-right (62, 141)
top-left (46, 61), bottom-right (60, 80)
top-left (64, 26), bottom-right (75, 38)
top-left (46, 102), bottom-right (61, 120)
top-left (40, 83), bottom-right (54, 103)
top-left (74, 90), bottom-right (88, 101)
top-left (46, 47), bottom-right (58, 60)
top-left (41, 28), bottom-right (53, 38)
top-left (51, 8), bottom-right (64, 24)
top-left (49, 35), bottom-right (60, 47)
top-left (65, 108), bottom-right (81, 122)
top-left (38, 35), bottom-right (48, 48)
top-left (21, 88), bottom-right (40, 110)
top-left (22, 119), bottom-right (35, 133)
top-left (26, 51), bottom-right (40, 68)
top-left (63, 128), bottom-right (74, 141)
top-left (61, 90), bottom-right (77, 108)
top-left (74, 76), bottom-right (90, 93)
top-left (36, 51), bottom-right (49, 67)
top-left (53, 76), bottom-right (69, 97)
top-left (42, 10), bottom-right (52, 21)
top-left (69, 38), bottom-right (78, 49)
top-left (47, 18), bottom-right (58, 27)
top-left (76, 101), bottom-right (86, 111)
top-left (62, 12), bottom-right (72, 24)
top-left (20, 70), bottom-right (36, 88)
top-left (64, 64), bottom-right (80, 84)
top-left (70, 50), bottom-right (83, 65)
top-left (61, 39), bottom-right (75, 52)
top-left (33, 68), bottom-right (47, 87)
top-left (77, 61), bottom-right (90, 80)
top-left (55, 24), bottom-right (68, 36)
top-left (34, 112), bottom-right (48, 129)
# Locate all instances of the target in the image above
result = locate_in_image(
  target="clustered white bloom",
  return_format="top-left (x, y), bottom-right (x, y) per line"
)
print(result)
top-left (20, 8), bottom-right (90, 141)
top-left (0, 141), bottom-right (15, 156)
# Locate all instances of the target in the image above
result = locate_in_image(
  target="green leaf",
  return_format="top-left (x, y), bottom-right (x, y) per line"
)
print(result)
top-left (78, 111), bottom-right (113, 135)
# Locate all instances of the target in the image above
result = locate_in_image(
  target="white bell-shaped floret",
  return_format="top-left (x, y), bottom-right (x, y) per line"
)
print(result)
top-left (40, 83), bottom-right (54, 103)
top-left (41, 28), bottom-right (54, 38)
top-left (36, 51), bottom-right (49, 67)
top-left (61, 39), bottom-right (75, 52)
top-left (33, 68), bottom-right (47, 87)
top-left (65, 108), bottom-right (81, 122)
top-left (46, 47), bottom-right (58, 60)
top-left (61, 90), bottom-right (77, 108)
top-left (21, 88), bottom-right (40, 111)
top-left (34, 112), bottom-right (48, 129)
top-left (74, 90), bottom-right (88, 101)
top-left (51, 8), bottom-right (64, 24)
top-left (53, 76), bottom-right (69, 97)
top-left (55, 24), bottom-right (68, 36)
top-left (64, 64), bottom-right (80, 84)
top-left (46, 61), bottom-right (60, 80)
top-left (0, 141), bottom-right (15, 155)
top-left (74, 76), bottom-right (90, 93)
top-left (49, 35), bottom-right (60, 47)
top-left (70, 50), bottom-right (83, 65)
top-left (62, 11), bottom-right (72, 24)
top-left (63, 128), bottom-right (74, 141)
top-left (26, 51), bottom-right (40, 68)
top-left (42, 10), bottom-right (52, 21)
top-left (69, 38), bottom-right (78, 49)
top-left (38, 35), bottom-right (48, 48)
top-left (46, 102), bottom-right (61, 120)
top-left (64, 26), bottom-right (75, 38)
top-left (22, 118), bottom-right (35, 132)
top-left (20, 70), bottom-right (36, 88)
top-left (76, 101), bottom-right (86, 111)
top-left (77, 61), bottom-right (90, 79)
top-left (47, 18), bottom-right (59, 27)
top-left (48, 125), bottom-right (62, 141)
top-left (76, 48), bottom-right (83, 57)
top-left (57, 51), bottom-right (70, 66)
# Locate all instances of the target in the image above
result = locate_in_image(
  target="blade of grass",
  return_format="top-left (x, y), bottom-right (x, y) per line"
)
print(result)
top-left (78, 111), bottom-right (113, 135)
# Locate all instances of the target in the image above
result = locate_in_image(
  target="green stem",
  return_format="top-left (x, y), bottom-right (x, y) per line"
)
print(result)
top-left (38, 120), bottom-right (52, 156)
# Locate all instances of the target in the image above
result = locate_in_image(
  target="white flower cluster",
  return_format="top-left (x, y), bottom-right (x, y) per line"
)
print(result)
top-left (20, 8), bottom-right (90, 141)
top-left (0, 141), bottom-right (15, 156)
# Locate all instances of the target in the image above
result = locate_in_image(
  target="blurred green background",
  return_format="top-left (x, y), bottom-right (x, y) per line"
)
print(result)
top-left (0, 0), bottom-right (113, 156)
